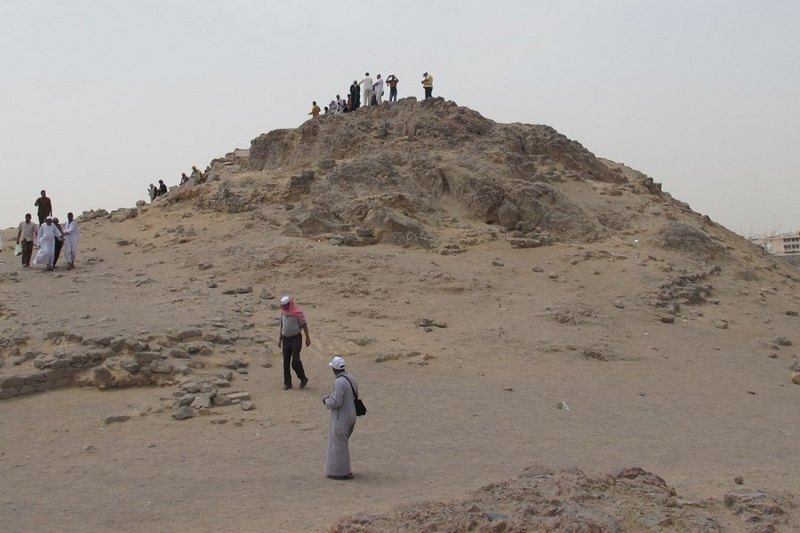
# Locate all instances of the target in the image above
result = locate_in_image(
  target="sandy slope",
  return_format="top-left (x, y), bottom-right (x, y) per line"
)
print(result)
top-left (1, 198), bottom-right (799, 532)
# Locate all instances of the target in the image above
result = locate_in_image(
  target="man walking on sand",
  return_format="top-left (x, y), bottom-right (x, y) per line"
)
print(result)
top-left (62, 212), bottom-right (80, 270)
top-left (34, 190), bottom-right (52, 225)
top-left (32, 217), bottom-right (61, 271)
top-left (278, 295), bottom-right (311, 390)
top-left (16, 213), bottom-right (38, 268)
top-left (359, 73), bottom-right (373, 107)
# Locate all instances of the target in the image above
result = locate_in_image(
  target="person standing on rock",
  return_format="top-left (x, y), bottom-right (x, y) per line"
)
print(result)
top-left (350, 80), bottom-right (360, 110)
top-left (421, 72), bottom-right (433, 100)
top-left (278, 295), bottom-right (310, 390)
top-left (359, 73), bottom-right (373, 107)
top-left (32, 217), bottom-right (61, 271)
top-left (62, 212), bottom-right (80, 270)
top-left (372, 74), bottom-right (384, 104)
top-left (16, 213), bottom-right (38, 268)
top-left (34, 190), bottom-right (52, 225)
top-left (386, 74), bottom-right (399, 102)
top-left (322, 355), bottom-right (358, 480)
top-left (158, 179), bottom-right (168, 196)
top-left (309, 101), bottom-right (321, 118)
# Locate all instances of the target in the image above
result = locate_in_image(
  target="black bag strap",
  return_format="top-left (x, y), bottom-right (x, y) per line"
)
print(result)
top-left (340, 375), bottom-right (359, 400)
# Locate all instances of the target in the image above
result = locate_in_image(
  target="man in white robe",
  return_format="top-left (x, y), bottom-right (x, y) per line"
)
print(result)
top-left (33, 217), bottom-right (62, 271)
top-left (62, 212), bottom-right (80, 269)
top-left (322, 355), bottom-right (358, 480)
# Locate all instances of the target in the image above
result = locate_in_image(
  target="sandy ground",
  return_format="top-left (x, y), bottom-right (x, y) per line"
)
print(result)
top-left (1, 204), bottom-right (799, 532)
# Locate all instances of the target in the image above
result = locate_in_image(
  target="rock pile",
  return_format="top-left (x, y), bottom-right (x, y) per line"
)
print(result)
top-left (330, 466), bottom-right (798, 532)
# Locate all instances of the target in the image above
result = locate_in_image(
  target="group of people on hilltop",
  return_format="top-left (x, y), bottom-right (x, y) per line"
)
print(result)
top-left (308, 71), bottom-right (434, 117)
top-left (15, 190), bottom-right (80, 271)
top-left (148, 166), bottom-right (205, 202)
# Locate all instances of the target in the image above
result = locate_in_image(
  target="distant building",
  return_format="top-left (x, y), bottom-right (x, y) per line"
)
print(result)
top-left (750, 232), bottom-right (800, 256)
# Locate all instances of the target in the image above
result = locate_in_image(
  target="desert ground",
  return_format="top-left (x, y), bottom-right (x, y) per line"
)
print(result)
top-left (1, 99), bottom-right (798, 532)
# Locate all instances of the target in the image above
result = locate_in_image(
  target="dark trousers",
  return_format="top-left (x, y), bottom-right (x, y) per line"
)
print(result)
top-left (424, 87), bottom-right (432, 99)
top-left (389, 87), bottom-right (397, 102)
top-left (53, 239), bottom-right (63, 266)
top-left (21, 240), bottom-right (34, 266)
top-left (282, 334), bottom-right (307, 386)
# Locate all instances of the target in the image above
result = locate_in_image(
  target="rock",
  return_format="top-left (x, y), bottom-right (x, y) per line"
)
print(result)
top-left (226, 391), bottom-right (251, 402)
top-left (557, 401), bottom-right (570, 411)
top-left (175, 329), bottom-right (202, 341)
top-left (177, 394), bottom-right (197, 406)
top-left (791, 373), bottom-right (800, 385)
top-left (191, 394), bottom-right (212, 409)
top-left (612, 299), bottom-right (625, 309)
top-left (149, 360), bottom-right (173, 374)
top-left (660, 315), bottom-right (675, 323)
top-left (236, 286), bottom-right (253, 294)
top-left (180, 381), bottom-right (202, 393)
top-left (503, 387), bottom-right (513, 392)
top-left (172, 406), bottom-right (195, 420)
top-left (82, 445), bottom-right (97, 453)
top-left (713, 319), bottom-right (728, 329)
top-left (240, 401), bottom-right (255, 411)
top-left (532, 266), bottom-right (544, 273)
top-left (212, 394), bottom-right (232, 406)
top-left (786, 310), bottom-right (798, 317)
top-left (237, 368), bottom-right (248, 375)
top-left (198, 262), bottom-right (213, 271)
top-left (790, 358), bottom-right (800, 371)
top-left (773, 336), bottom-right (792, 346)
top-left (103, 415), bottom-right (131, 425)
top-left (221, 358), bottom-right (244, 369)
top-left (492, 259), bottom-right (505, 267)
top-left (734, 476), bottom-right (744, 485)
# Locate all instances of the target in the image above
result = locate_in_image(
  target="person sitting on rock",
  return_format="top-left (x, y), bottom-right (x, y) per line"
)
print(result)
top-left (158, 179), bottom-right (168, 196)
top-left (180, 173), bottom-right (189, 185)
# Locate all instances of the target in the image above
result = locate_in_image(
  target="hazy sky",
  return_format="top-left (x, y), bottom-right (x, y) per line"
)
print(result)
top-left (1, 0), bottom-right (798, 236)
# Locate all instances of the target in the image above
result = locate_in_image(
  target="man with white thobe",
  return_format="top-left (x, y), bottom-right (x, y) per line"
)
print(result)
top-left (33, 217), bottom-right (62, 271)
top-left (359, 73), bottom-right (373, 107)
top-left (62, 212), bottom-right (80, 269)
top-left (372, 74), bottom-right (384, 104)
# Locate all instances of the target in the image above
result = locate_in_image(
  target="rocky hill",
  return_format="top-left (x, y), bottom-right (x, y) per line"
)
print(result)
top-left (1, 98), bottom-right (798, 532)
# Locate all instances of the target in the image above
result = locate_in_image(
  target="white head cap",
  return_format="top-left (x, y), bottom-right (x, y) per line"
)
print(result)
top-left (280, 295), bottom-right (290, 306)
top-left (329, 356), bottom-right (346, 370)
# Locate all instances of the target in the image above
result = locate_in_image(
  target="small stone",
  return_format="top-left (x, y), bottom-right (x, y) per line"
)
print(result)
top-left (768, 353), bottom-right (778, 359)
top-left (212, 394), bottom-right (232, 407)
top-left (613, 299), bottom-right (625, 309)
top-left (82, 445), bottom-right (97, 453)
top-left (548, 273), bottom-right (558, 279)
top-left (103, 415), bottom-right (131, 425)
top-left (532, 266), bottom-right (544, 273)
top-left (222, 289), bottom-right (237, 295)
top-left (790, 358), bottom-right (800, 371)
top-left (734, 476), bottom-right (744, 485)
top-left (241, 401), bottom-right (255, 411)
top-left (774, 336), bottom-right (792, 347)
top-left (713, 319), bottom-right (728, 329)
top-left (492, 260), bottom-right (504, 267)
top-left (261, 361), bottom-right (273, 368)
top-left (557, 401), bottom-right (570, 411)
top-left (210, 419), bottom-right (228, 425)
top-left (226, 392), bottom-right (251, 402)
top-left (786, 310), bottom-right (798, 317)
top-left (198, 262), bottom-right (213, 271)
top-left (177, 394), bottom-right (197, 406)
top-left (660, 315), bottom-right (675, 323)
top-left (236, 286), bottom-right (253, 294)
top-left (222, 359), bottom-right (243, 369)
top-left (791, 373), bottom-right (800, 385)
top-left (503, 387), bottom-right (513, 392)
top-left (172, 406), bottom-right (195, 420)
top-left (237, 368), bottom-right (248, 375)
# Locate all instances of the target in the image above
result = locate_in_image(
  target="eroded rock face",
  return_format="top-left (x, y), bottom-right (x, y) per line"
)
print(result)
top-left (233, 99), bottom-right (650, 247)
top-left (329, 466), bottom-right (798, 532)
top-left (655, 221), bottom-right (726, 260)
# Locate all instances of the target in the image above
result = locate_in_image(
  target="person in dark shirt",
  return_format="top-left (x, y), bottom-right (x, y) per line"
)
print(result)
top-left (158, 180), bottom-right (168, 196)
top-left (34, 190), bottom-right (52, 224)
